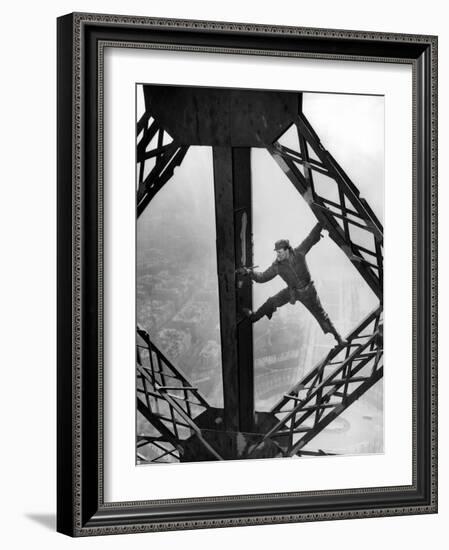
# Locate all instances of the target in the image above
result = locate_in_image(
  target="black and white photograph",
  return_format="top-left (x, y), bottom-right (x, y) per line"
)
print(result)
top-left (0, 0), bottom-right (442, 545)
top-left (135, 84), bottom-right (384, 464)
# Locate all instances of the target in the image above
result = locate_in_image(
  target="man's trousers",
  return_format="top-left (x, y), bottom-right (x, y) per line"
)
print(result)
top-left (250, 282), bottom-right (338, 336)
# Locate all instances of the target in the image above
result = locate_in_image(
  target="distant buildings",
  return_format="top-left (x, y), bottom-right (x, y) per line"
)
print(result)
top-left (172, 300), bottom-right (215, 340)
top-left (137, 243), bottom-right (223, 401)
top-left (199, 340), bottom-right (221, 369)
top-left (155, 327), bottom-right (191, 361)
top-left (138, 299), bottom-right (175, 333)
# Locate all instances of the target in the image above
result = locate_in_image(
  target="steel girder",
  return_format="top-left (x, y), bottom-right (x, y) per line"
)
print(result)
top-left (136, 327), bottom-right (223, 463)
top-left (269, 112), bottom-right (383, 299)
top-left (136, 112), bottom-right (189, 218)
top-left (252, 307), bottom-right (383, 457)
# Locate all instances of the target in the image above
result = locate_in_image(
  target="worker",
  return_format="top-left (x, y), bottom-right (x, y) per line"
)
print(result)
top-left (239, 222), bottom-right (346, 346)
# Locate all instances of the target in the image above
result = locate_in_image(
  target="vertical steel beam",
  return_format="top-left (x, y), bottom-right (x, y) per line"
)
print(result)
top-left (212, 147), bottom-right (255, 433)
top-left (233, 148), bottom-right (255, 432)
top-left (213, 147), bottom-right (240, 432)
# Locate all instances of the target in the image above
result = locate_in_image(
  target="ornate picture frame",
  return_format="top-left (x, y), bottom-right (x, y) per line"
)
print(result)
top-left (57, 12), bottom-right (437, 536)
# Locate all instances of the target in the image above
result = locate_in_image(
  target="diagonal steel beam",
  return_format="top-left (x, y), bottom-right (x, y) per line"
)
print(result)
top-left (136, 328), bottom-right (223, 462)
top-left (296, 112), bottom-right (383, 239)
top-left (269, 143), bottom-right (382, 298)
top-left (137, 144), bottom-right (189, 218)
top-left (136, 103), bottom-right (190, 218)
top-left (271, 308), bottom-right (381, 412)
top-left (246, 308), bottom-right (383, 458)
top-left (288, 366), bottom-right (383, 455)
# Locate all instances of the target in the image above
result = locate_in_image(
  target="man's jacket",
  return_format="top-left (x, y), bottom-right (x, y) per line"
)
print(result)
top-left (251, 223), bottom-right (323, 291)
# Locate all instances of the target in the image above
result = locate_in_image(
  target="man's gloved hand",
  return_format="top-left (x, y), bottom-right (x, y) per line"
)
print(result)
top-left (236, 267), bottom-right (251, 276)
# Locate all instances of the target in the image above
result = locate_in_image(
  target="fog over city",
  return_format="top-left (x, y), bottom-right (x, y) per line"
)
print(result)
top-left (137, 87), bottom-right (384, 455)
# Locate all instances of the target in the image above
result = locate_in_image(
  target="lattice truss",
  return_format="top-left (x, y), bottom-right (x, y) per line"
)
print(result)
top-left (136, 327), bottom-right (223, 462)
top-left (251, 308), bottom-right (383, 457)
top-left (136, 96), bottom-right (384, 462)
top-left (269, 111), bottom-right (383, 299)
top-left (136, 111), bottom-right (189, 218)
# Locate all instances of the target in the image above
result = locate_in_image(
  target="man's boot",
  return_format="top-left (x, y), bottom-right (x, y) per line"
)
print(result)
top-left (242, 301), bottom-right (275, 323)
top-left (332, 330), bottom-right (348, 347)
top-left (321, 317), bottom-right (348, 347)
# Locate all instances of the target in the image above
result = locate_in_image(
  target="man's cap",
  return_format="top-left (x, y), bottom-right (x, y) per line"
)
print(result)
top-left (274, 239), bottom-right (290, 251)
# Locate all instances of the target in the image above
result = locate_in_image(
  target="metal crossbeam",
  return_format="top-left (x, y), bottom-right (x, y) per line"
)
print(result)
top-left (250, 308), bottom-right (382, 456)
top-left (269, 112), bottom-right (383, 298)
top-left (136, 327), bottom-right (223, 462)
top-left (136, 112), bottom-right (189, 218)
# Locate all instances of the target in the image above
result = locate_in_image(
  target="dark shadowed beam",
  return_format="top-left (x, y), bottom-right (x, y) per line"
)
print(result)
top-left (136, 145), bottom-right (189, 218)
top-left (137, 398), bottom-right (182, 450)
top-left (233, 148), bottom-right (254, 432)
top-left (213, 147), bottom-right (240, 432)
top-left (143, 85), bottom-right (298, 147)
